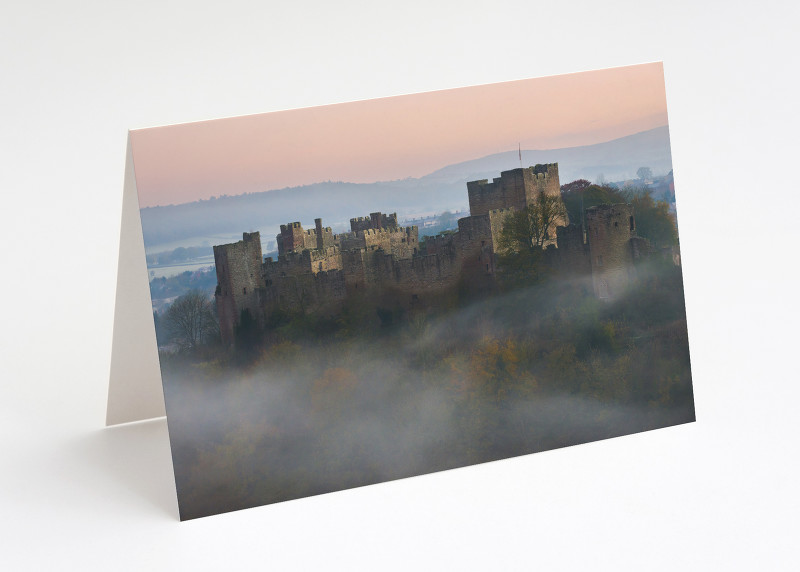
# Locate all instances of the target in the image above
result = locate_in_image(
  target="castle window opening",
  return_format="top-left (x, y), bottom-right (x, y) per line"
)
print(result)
top-left (485, 264), bottom-right (489, 272)
top-left (614, 222), bottom-right (618, 228)
top-left (596, 256), bottom-right (603, 267)
top-left (629, 216), bottom-right (634, 231)
top-left (243, 287), bottom-right (247, 294)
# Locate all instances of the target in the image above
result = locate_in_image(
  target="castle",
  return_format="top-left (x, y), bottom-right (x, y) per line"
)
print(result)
top-left (214, 163), bottom-right (648, 347)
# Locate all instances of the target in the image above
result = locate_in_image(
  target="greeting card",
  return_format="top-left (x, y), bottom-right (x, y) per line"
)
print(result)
top-left (108, 62), bottom-right (694, 520)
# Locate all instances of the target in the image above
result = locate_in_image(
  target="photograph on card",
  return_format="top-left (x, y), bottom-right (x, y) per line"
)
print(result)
top-left (131, 62), bottom-right (694, 520)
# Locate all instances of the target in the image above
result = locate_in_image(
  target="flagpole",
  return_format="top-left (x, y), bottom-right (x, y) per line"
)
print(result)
top-left (518, 142), bottom-right (522, 168)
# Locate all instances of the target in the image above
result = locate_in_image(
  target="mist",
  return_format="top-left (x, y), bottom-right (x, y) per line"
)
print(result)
top-left (161, 262), bottom-right (694, 520)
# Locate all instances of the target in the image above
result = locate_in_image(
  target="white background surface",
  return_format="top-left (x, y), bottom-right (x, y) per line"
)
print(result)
top-left (1, 1), bottom-right (798, 570)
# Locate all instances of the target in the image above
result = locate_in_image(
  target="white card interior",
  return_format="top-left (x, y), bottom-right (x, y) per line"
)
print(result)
top-left (106, 134), bottom-right (166, 426)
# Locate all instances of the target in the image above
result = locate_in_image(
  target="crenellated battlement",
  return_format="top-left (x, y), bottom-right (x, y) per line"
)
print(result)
top-left (360, 226), bottom-right (415, 237)
top-left (531, 163), bottom-right (558, 177)
top-left (350, 211), bottom-right (398, 232)
top-left (279, 221), bottom-right (303, 232)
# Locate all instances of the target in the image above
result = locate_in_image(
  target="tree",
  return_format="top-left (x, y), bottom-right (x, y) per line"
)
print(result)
top-left (498, 191), bottom-right (567, 252)
top-left (495, 192), bottom-right (567, 288)
top-left (153, 310), bottom-right (171, 346)
top-left (560, 179), bottom-right (592, 194)
top-left (561, 183), bottom-right (629, 231)
top-left (438, 210), bottom-right (456, 229)
top-left (629, 190), bottom-right (678, 248)
top-left (164, 290), bottom-right (218, 351)
top-left (636, 166), bottom-right (653, 180)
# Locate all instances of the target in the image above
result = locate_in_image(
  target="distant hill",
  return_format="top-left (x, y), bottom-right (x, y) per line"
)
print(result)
top-left (140, 126), bottom-right (672, 249)
top-left (422, 125), bottom-right (673, 184)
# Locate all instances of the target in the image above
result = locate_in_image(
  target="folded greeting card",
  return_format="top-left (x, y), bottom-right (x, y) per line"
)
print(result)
top-left (109, 62), bottom-right (695, 520)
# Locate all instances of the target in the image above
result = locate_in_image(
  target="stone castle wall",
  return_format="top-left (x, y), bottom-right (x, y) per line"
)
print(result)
top-left (467, 172), bottom-right (527, 216)
top-left (261, 268), bottom-right (347, 316)
top-left (362, 226), bottom-right (419, 259)
top-left (341, 249), bottom-right (368, 291)
top-left (422, 232), bottom-right (457, 257)
top-left (556, 223), bottom-right (591, 275)
top-left (385, 248), bottom-right (462, 297)
top-left (337, 231), bottom-right (364, 251)
top-left (263, 245), bottom-right (343, 282)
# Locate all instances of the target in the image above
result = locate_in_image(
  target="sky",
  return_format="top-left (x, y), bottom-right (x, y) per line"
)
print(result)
top-left (130, 62), bottom-right (668, 208)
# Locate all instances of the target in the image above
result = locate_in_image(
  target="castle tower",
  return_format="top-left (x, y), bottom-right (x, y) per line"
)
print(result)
top-left (315, 218), bottom-right (324, 250)
top-left (467, 163), bottom-right (563, 217)
top-left (214, 232), bottom-right (264, 347)
top-left (277, 222), bottom-right (305, 255)
top-left (467, 163), bottom-right (566, 247)
top-left (585, 204), bottom-right (636, 300)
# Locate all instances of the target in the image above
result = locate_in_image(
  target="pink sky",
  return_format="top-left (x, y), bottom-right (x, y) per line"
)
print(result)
top-left (131, 63), bottom-right (668, 208)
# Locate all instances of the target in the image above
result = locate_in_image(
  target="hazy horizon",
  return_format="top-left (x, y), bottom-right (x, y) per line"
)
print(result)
top-left (138, 125), bottom-right (669, 211)
top-left (131, 63), bottom-right (668, 208)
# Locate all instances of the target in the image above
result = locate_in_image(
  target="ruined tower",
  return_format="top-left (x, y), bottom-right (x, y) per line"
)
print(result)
top-left (315, 218), bottom-right (324, 250)
top-left (214, 232), bottom-right (264, 347)
top-left (585, 204), bottom-right (636, 300)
